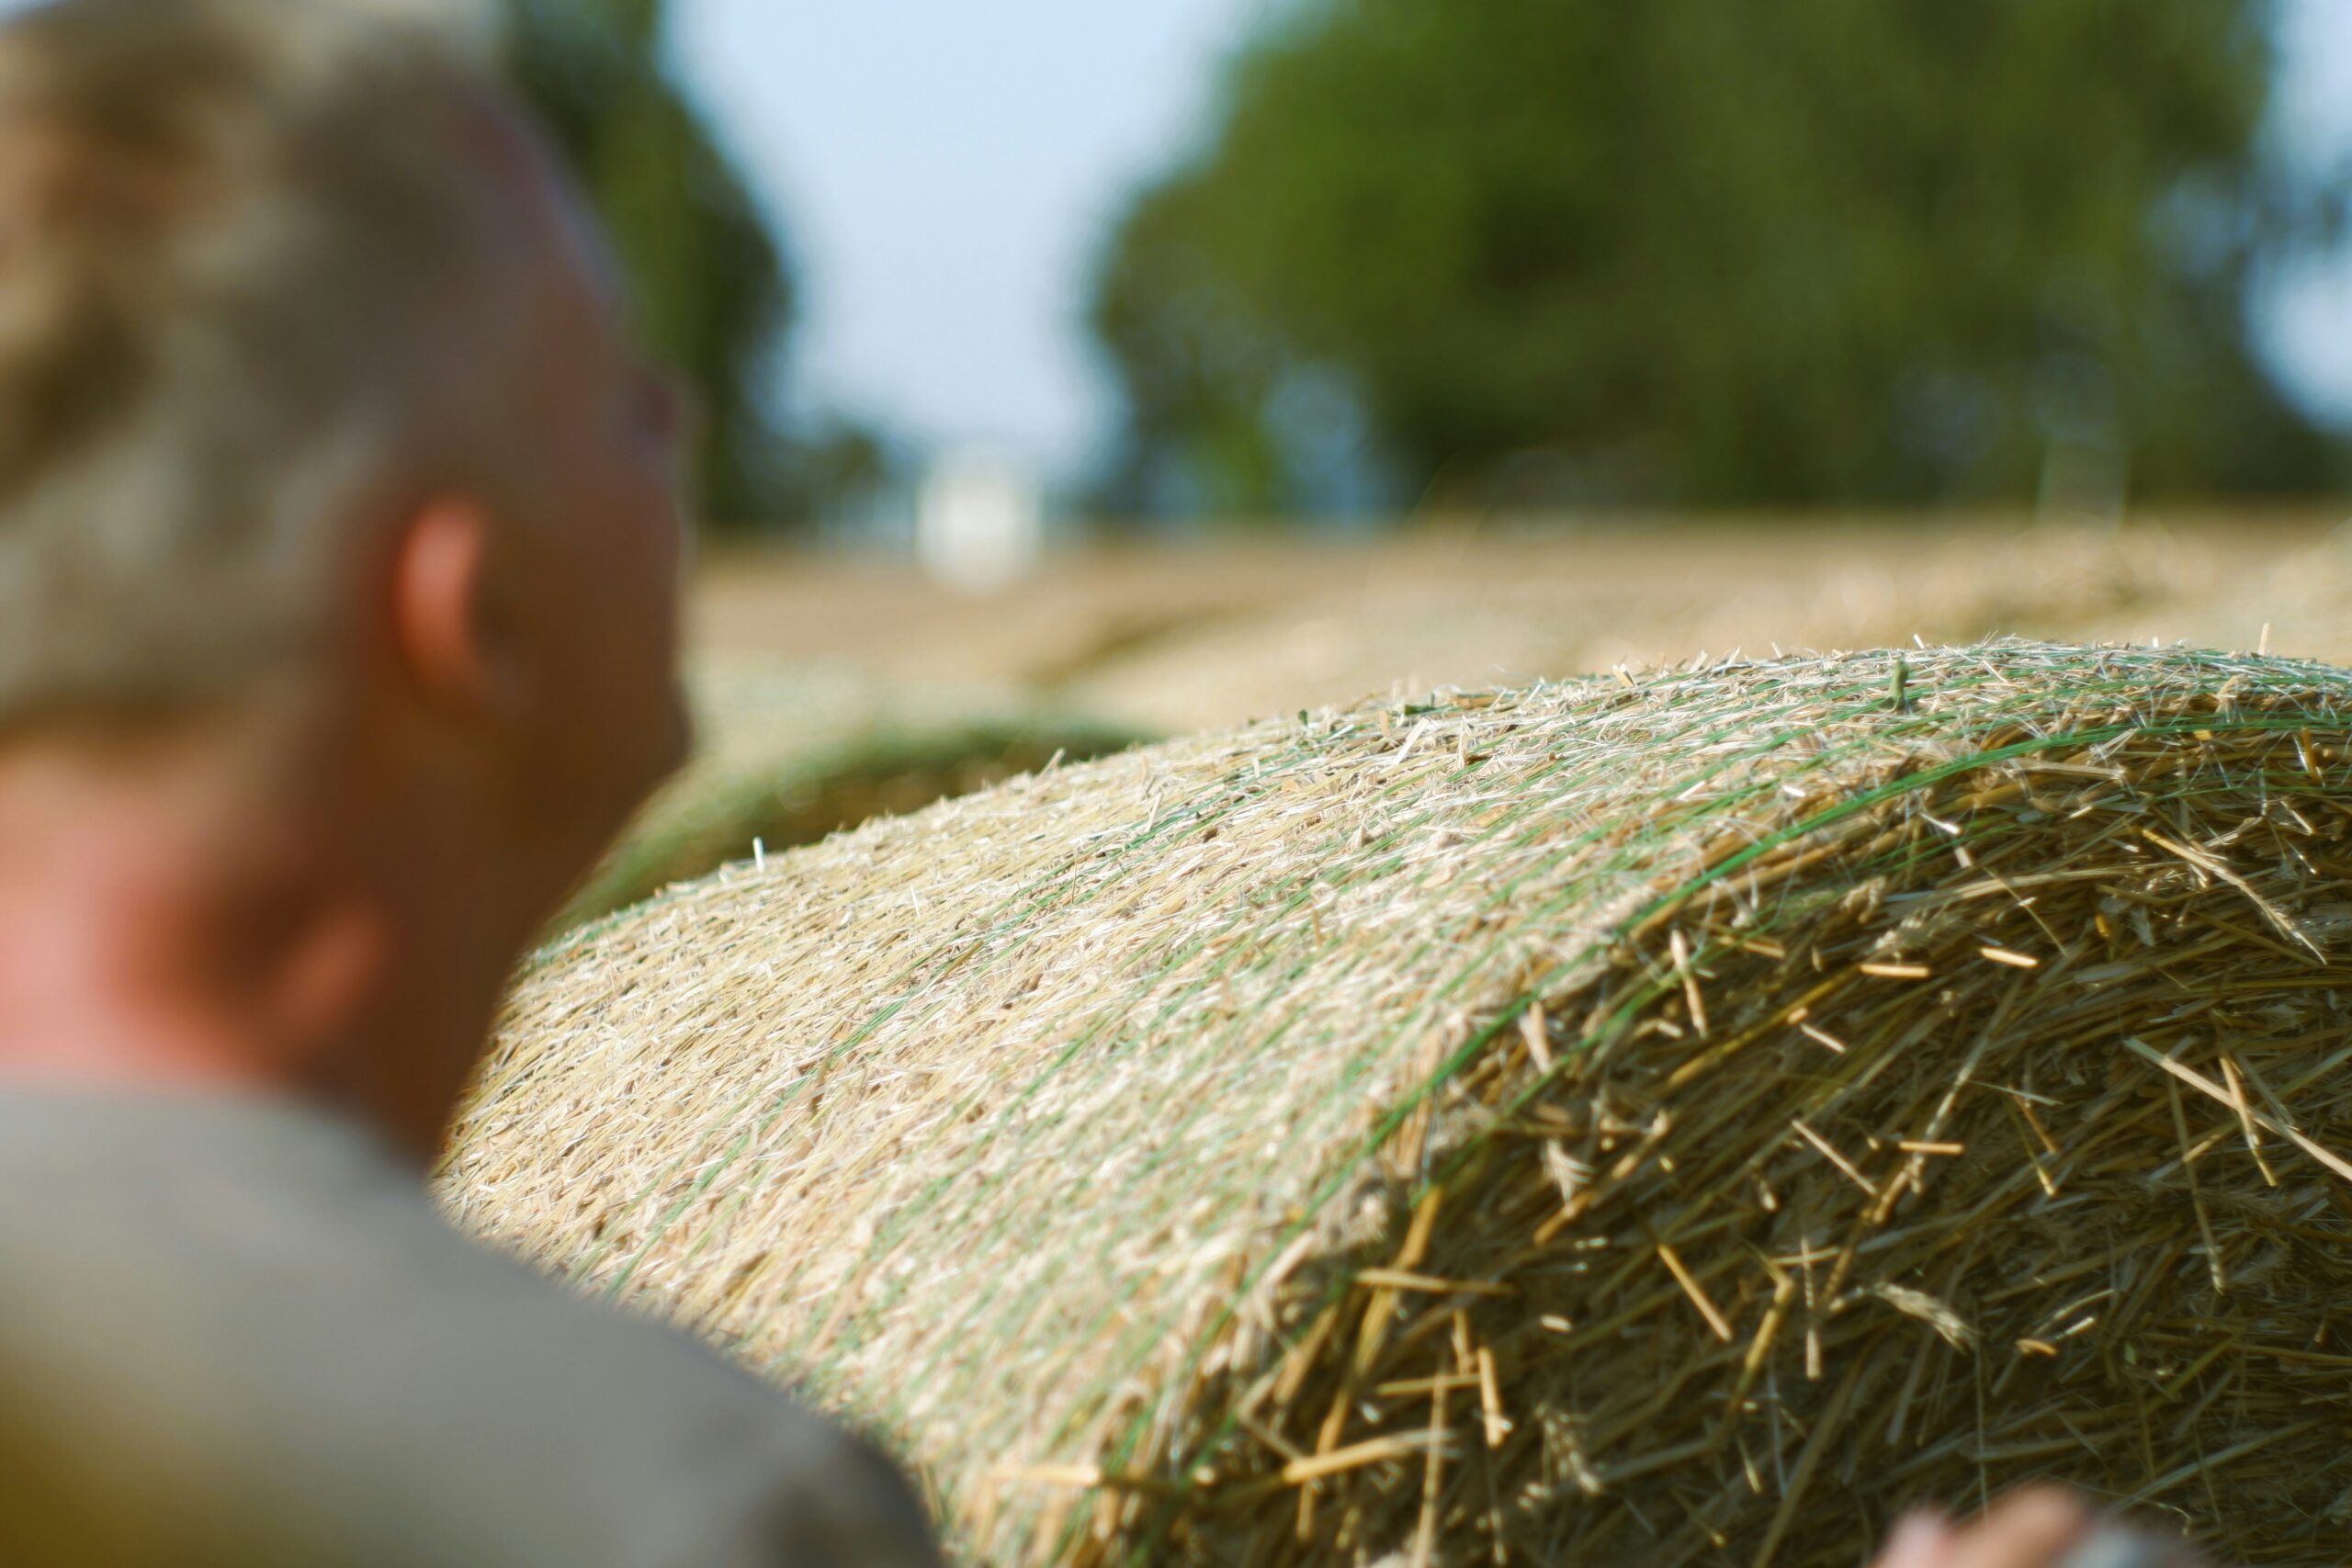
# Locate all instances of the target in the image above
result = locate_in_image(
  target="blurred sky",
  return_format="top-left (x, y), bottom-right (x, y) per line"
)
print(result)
top-left (674, 0), bottom-right (2352, 489)
top-left (670, 0), bottom-right (1270, 481)
top-left (2255, 0), bottom-right (2352, 435)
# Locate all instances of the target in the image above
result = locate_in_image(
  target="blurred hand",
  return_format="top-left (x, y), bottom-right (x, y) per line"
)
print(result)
top-left (1873, 1489), bottom-right (2204, 1568)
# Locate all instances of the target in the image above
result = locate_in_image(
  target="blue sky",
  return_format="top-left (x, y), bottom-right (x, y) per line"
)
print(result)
top-left (2252, 0), bottom-right (2352, 428)
top-left (670, 0), bottom-right (1272, 480)
top-left (673, 0), bottom-right (2352, 488)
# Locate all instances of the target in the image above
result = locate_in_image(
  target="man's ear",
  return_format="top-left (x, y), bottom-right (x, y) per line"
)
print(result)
top-left (387, 497), bottom-right (530, 728)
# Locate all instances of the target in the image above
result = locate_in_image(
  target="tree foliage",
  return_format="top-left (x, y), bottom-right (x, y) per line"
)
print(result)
top-left (506, 0), bottom-right (805, 527)
top-left (1091, 0), bottom-right (2338, 518)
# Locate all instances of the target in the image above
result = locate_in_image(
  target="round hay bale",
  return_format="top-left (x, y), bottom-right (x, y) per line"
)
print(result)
top-left (443, 643), bottom-right (2352, 1566)
top-left (553, 657), bottom-right (1141, 931)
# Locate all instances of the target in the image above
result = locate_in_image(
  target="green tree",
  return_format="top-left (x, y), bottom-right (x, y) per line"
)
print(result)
top-left (506, 0), bottom-right (801, 527)
top-left (1091, 0), bottom-right (2339, 518)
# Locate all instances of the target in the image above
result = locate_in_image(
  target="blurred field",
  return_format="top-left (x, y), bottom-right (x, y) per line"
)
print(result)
top-left (693, 513), bottom-right (2349, 734)
top-left (561, 512), bottom-right (2352, 922)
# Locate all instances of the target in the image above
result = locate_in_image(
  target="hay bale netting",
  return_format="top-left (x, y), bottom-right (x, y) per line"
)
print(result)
top-left (442, 643), bottom-right (2352, 1565)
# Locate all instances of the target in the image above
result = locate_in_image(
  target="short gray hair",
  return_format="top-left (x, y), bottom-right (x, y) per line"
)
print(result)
top-left (0, 0), bottom-right (514, 730)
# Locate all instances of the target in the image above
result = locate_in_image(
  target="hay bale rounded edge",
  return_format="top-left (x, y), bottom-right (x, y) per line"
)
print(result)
top-left (441, 642), bottom-right (2352, 1566)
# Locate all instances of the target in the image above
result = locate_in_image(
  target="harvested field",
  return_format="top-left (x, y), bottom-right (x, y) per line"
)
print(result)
top-left (446, 642), bottom-right (2352, 1565)
top-left (692, 515), bottom-right (2341, 734)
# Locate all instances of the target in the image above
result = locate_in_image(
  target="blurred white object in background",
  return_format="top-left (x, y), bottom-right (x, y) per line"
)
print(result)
top-left (916, 447), bottom-right (1044, 593)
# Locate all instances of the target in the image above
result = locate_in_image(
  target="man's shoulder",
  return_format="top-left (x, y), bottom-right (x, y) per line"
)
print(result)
top-left (0, 1090), bottom-right (937, 1567)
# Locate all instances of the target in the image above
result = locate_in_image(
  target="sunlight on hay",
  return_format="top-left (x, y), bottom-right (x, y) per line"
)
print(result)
top-left (444, 642), bottom-right (2352, 1566)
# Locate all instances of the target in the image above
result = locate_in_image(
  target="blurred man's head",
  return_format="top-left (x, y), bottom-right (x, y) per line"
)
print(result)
top-left (0, 0), bottom-right (687, 806)
top-left (0, 0), bottom-right (691, 1146)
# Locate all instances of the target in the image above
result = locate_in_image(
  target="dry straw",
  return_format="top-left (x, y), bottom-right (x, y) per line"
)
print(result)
top-left (443, 642), bottom-right (2352, 1566)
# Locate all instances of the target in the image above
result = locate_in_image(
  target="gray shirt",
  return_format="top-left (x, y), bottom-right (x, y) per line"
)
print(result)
top-left (0, 1090), bottom-right (939, 1567)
